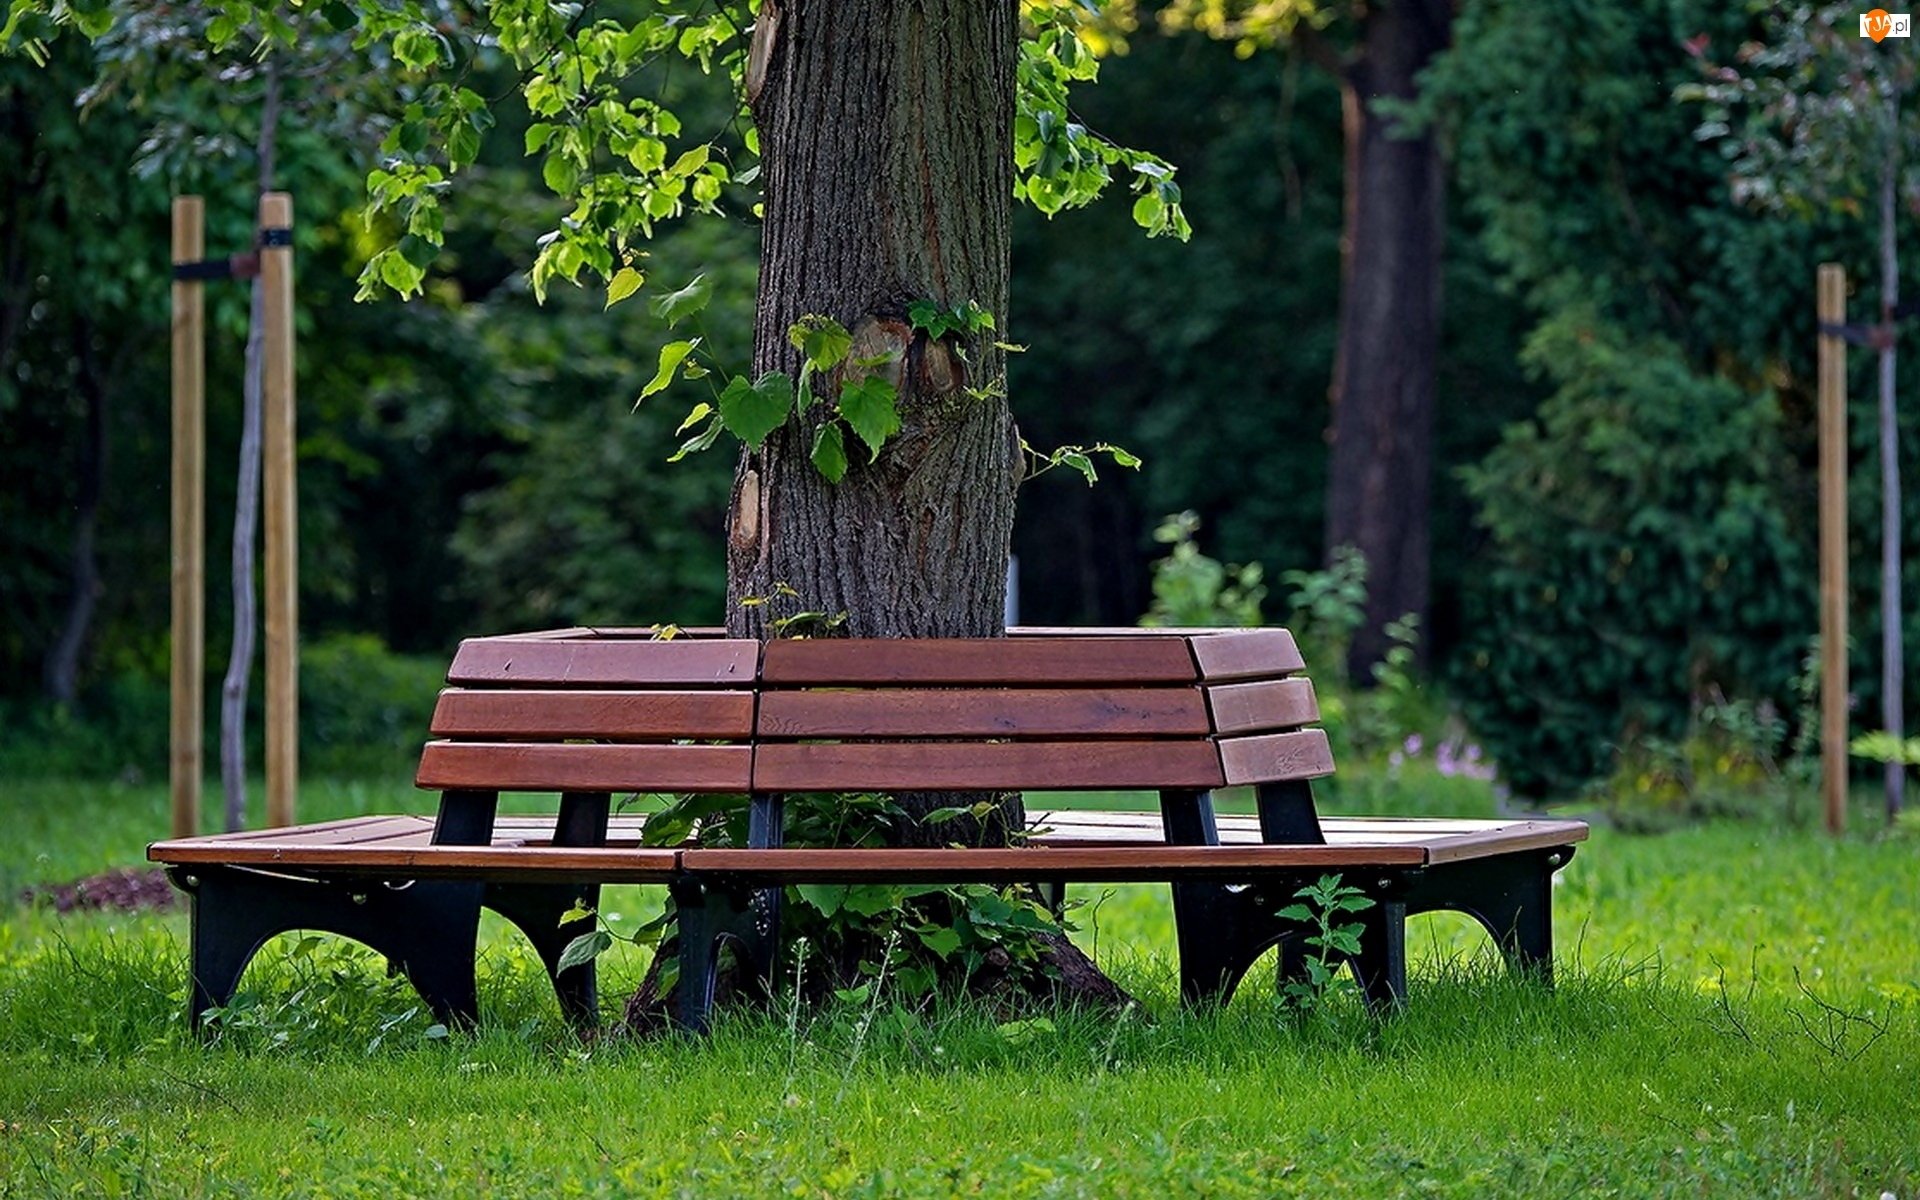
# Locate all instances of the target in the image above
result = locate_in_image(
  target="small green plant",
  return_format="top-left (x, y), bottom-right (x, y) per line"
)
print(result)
top-left (1274, 874), bottom-right (1373, 1020)
top-left (1279, 545), bottom-right (1367, 673)
top-left (1140, 511), bottom-right (1266, 628)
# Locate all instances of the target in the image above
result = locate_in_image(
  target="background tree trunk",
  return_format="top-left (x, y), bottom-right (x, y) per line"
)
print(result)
top-left (1878, 108), bottom-right (1904, 820)
top-left (1322, 0), bottom-right (1451, 678)
top-left (729, 0), bottom-right (1024, 844)
top-left (220, 56), bottom-right (281, 832)
top-left (43, 319), bottom-right (106, 706)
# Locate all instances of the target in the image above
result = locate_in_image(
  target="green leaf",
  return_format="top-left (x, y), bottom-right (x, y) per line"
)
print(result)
top-left (916, 925), bottom-right (962, 959)
top-left (795, 883), bottom-right (848, 917)
top-left (837, 376), bottom-right (901, 461)
top-left (446, 122), bottom-right (480, 170)
top-left (676, 402), bottom-right (713, 435)
top-left (556, 929), bottom-right (612, 974)
top-left (841, 884), bottom-right (907, 917)
top-left (1275, 903), bottom-right (1314, 922)
top-left (560, 901), bottom-right (595, 924)
top-left (788, 315), bottom-right (853, 371)
top-left (650, 274), bottom-right (713, 327)
top-left (668, 144), bottom-right (710, 177)
top-left (605, 266), bottom-right (645, 309)
top-left (810, 422), bottom-right (848, 483)
top-left (638, 338), bottom-right (700, 404)
top-left (718, 372), bottom-right (795, 449)
top-left (667, 418), bottom-right (724, 462)
top-left (1060, 450), bottom-right (1096, 484)
top-left (542, 153), bottom-right (578, 196)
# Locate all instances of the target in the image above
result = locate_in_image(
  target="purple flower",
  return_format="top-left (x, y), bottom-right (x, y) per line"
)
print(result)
top-left (1404, 734), bottom-right (1424, 757)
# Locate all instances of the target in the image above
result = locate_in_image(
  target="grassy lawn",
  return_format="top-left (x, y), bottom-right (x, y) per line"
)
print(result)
top-left (1, 775), bottom-right (1916, 1197)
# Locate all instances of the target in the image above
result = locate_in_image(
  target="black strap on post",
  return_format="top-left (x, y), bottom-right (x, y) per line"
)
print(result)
top-left (170, 228), bottom-right (287, 282)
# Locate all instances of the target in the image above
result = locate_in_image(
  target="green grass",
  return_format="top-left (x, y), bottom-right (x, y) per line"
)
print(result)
top-left (2, 773), bottom-right (1917, 1197)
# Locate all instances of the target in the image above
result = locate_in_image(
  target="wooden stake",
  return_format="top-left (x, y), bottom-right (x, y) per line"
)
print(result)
top-left (170, 197), bottom-right (205, 839)
top-left (260, 192), bottom-right (298, 828)
top-left (1818, 262), bottom-right (1849, 836)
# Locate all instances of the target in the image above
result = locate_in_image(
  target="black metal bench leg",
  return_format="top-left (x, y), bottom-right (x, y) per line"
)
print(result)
top-left (1351, 898), bottom-right (1408, 1012)
top-left (483, 882), bottom-right (602, 1031)
top-left (669, 878), bottom-right (781, 1035)
top-left (1172, 880), bottom-right (1285, 1007)
top-left (172, 867), bottom-right (484, 1033)
top-left (1405, 848), bottom-right (1572, 985)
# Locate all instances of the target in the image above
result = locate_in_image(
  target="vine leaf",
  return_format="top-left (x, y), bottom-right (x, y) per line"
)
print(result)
top-left (788, 315), bottom-right (853, 371)
top-left (718, 372), bottom-right (795, 449)
top-left (650, 273), bottom-right (713, 327)
top-left (637, 337), bottom-right (701, 406)
top-left (838, 376), bottom-right (901, 461)
top-left (810, 422), bottom-right (849, 483)
top-left (604, 266), bottom-right (645, 309)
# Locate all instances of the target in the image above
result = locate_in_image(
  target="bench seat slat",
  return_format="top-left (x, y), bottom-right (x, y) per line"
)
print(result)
top-left (152, 843), bottom-right (679, 882)
top-left (680, 844), bottom-right (1428, 882)
top-left (1216, 729), bottom-right (1336, 785)
top-left (752, 740), bottom-right (1226, 791)
top-left (761, 638), bottom-right (1197, 686)
top-left (755, 688), bottom-right (1211, 739)
top-left (448, 637), bottom-right (758, 687)
top-left (415, 742), bottom-right (752, 792)
top-left (431, 689), bottom-right (755, 740)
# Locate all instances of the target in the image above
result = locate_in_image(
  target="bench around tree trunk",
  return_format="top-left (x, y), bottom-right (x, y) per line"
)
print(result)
top-left (150, 627), bottom-right (1587, 1034)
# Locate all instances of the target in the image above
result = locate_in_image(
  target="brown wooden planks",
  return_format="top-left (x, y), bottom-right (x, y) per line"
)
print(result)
top-left (1189, 629), bottom-right (1305, 681)
top-left (753, 740), bottom-right (1224, 792)
top-left (431, 689), bottom-right (755, 740)
top-left (447, 637), bottom-right (758, 687)
top-left (761, 637), bottom-right (1197, 686)
top-left (681, 842), bottom-right (1426, 882)
top-left (415, 741), bottom-right (751, 793)
top-left (1216, 729), bottom-right (1335, 785)
top-left (150, 842), bottom-right (679, 881)
top-left (1204, 677), bottom-right (1320, 734)
top-left (755, 687), bottom-right (1210, 739)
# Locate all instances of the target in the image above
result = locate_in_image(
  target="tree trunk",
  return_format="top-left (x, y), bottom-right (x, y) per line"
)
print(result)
top-left (220, 56), bottom-right (281, 832)
top-left (1322, 0), bottom-right (1451, 678)
top-left (729, 0), bottom-right (1021, 643)
top-left (43, 319), bottom-right (107, 706)
top-left (729, 0), bottom-right (1024, 845)
top-left (624, 0), bottom-right (1129, 1030)
top-left (1878, 109), bottom-right (1904, 820)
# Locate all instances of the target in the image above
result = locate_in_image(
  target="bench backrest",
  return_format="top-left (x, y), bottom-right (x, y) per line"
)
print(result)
top-left (416, 627), bottom-right (1331, 796)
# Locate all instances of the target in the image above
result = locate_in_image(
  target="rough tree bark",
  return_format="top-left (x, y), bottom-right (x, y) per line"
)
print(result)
top-left (1320, 0), bottom-right (1451, 678)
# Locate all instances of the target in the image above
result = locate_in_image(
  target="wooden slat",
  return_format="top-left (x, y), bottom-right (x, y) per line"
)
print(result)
top-left (753, 740), bottom-right (1224, 792)
top-left (415, 742), bottom-right (752, 792)
top-left (1189, 629), bottom-right (1305, 681)
top-left (681, 842), bottom-right (1427, 883)
top-left (761, 637), bottom-right (1197, 686)
top-left (431, 689), bottom-right (755, 739)
top-left (755, 687), bottom-right (1210, 739)
top-left (150, 842), bottom-right (679, 882)
top-left (1416, 819), bottom-right (1589, 864)
top-left (1216, 729), bottom-right (1336, 785)
top-left (447, 637), bottom-right (758, 687)
top-left (1204, 677), bottom-right (1319, 734)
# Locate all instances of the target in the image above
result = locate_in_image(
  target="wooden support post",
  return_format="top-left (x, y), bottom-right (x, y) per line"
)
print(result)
top-left (1818, 262), bottom-right (1849, 836)
top-left (260, 192), bottom-right (298, 828)
top-left (170, 197), bottom-right (206, 839)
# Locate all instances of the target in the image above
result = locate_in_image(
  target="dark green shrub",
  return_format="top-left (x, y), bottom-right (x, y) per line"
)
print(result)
top-left (1453, 313), bottom-right (1814, 799)
top-left (299, 633), bottom-right (446, 777)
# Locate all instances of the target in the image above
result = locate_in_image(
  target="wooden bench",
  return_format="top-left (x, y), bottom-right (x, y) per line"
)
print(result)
top-left (150, 627), bottom-right (1586, 1033)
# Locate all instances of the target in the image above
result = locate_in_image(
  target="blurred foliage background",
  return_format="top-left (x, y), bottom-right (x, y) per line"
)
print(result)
top-left (2, 1), bottom-right (1913, 812)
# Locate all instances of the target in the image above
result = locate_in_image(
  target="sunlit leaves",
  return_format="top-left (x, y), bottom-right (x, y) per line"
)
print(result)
top-left (638, 338), bottom-right (700, 404)
top-left (788, 315), bottom-right (853, 371)
top-left (651, 274), bottom-right (714, 327)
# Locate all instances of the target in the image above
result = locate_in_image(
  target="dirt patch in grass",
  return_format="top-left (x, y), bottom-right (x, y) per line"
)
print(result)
top-left (22, 866), bottom-right (179, 914)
